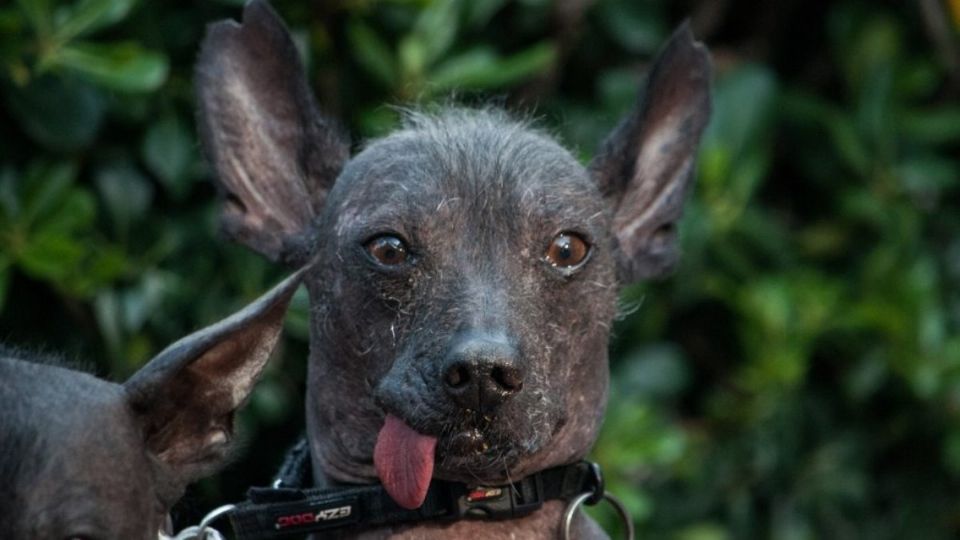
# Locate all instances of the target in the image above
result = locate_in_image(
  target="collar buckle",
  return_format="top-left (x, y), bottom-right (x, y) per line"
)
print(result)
top-left (453, 473), bottom-right (544, 520)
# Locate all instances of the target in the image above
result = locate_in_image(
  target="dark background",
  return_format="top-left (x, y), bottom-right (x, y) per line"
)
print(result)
top-left (1, 0), bottom-right (959, 537)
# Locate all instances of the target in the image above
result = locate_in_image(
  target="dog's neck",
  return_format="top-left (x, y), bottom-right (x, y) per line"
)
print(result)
top-left (294, 433), bottom-right (608, 539)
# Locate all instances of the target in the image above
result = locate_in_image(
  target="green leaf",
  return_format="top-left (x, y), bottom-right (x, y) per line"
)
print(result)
top-left (618, 344), bottom-right (689, 399)
top-left (398, 35), bottom-right (427, 82)
top-left (61, 243), bottom-right (128, 297)
top-left (53, 0), bottom-right (137, 42)
top-left (3, 74), bottom-right (105, 151)
top-left (830, 7), bottom-right (903, 93)
top-left (347, 19), bottom-right (397, 87)
top-left (94, 288), bottom-right (123, 359)
top-left (894, 58), bottom-right (940, 99)
top-left (698, 64), bottom-right (777, 222)
top-left (855, 65), bottom-right (894, 154)
top-left (12, 186), bottom-right (95, 283)
top-left (428, 42), bottom-right (555, 92)
top-left (413, 0), bottom-right (459, 66)
top-left (33, 187), bottom-right (95, 236)
top-left (15, 0), bottom-right (52, 36)
top-left (896, 156), bottom-right (959, 202)
top-left (20, 161), bottom-right (76, 228)
top-left (900, 108), bottom-right (960, 146)
top-left (463, 0), bottom-right (508, 29)
top-left (94, 160), bottom-right (153, 240)
top-left (0, 167), bottom-right (18, 222)
top-left (17, 228), bottom-right (86, 280)
top-left (944, 430), bottom-right (960, 476)
top-left (356, 106), bottom-right (400, 137)
top-left (597, 0), bottom-right (666, 54)
top-left (826, 114), bottom-right (870, 175)
top-left (121, 271), bottom-right (170, 332)
top-left (141, 114), bottom-right (194, 198)
top-left (0, 257), bottom-right (10, 311)
top-left (250, 378), bottom-right (293, 423)
top-left (780, 90), bottom-right (869, 175)
top-left (284, 286), bottom-right (312, 341)
top-left (0, 7), bottom-right (26, 45)
top-left (54, 41), bottom-right (168, 92)
top-left (703, 65), bottom-right (778, 163)
top-left (597, 68), bottom-right (642, 110)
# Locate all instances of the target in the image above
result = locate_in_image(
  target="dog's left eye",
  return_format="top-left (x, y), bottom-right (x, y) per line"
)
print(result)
top-left (365, 235), bottom-right (409, 266)
top-left (545, 232), bottom-right (590, 268)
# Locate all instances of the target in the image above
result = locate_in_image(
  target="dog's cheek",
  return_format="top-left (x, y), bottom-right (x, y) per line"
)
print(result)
top-left (523, 270), bottom-right (616, 451)
top-left (315, 277), bottom-right (402, 389)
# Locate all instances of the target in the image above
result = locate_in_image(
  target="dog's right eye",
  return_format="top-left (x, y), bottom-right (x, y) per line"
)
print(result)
top-left (365, 235), bottom-right (409, 266)
top-left (545, 232), bottom-right (590, 269)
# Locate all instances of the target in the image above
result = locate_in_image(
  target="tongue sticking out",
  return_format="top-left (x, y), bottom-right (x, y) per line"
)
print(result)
top-left (374, 414), bottom-right (438, 509)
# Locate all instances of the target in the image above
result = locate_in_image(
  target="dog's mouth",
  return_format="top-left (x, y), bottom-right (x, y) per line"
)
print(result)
top-left (434, 427), bottom-right (523, 480)
top-left (373, 412), bottom-right (528, 509)
top-left (441, 426), bottom-right (488, 455)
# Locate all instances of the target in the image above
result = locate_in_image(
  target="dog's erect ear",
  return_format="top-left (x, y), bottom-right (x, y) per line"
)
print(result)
top-left (589, 23), bottom-right (711, 283)
top-left (123, 270), bottom-right (302, 485)
top-left (195, 0), bottom-right (347, 264)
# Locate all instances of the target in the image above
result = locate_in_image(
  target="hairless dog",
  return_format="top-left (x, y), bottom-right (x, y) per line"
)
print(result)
top-left (195, 1), bottom-right (710, 537)
top-left (0, 272), bottom-right (300, 540)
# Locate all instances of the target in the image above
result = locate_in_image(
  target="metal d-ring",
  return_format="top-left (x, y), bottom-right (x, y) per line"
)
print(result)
top-left (561, 491), bottom-right (635, 540)
top-left (160, 503), bottom-right (236, 540)
top-left (197, 504), bottom-right (236, 538)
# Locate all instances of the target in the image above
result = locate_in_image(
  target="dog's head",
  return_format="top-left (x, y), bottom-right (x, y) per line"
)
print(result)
top-left (196, 0), bottom-right (710, 502)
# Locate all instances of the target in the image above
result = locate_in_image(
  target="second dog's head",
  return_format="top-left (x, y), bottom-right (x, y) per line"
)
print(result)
top-left (196, 0), bottom-right (710, 504)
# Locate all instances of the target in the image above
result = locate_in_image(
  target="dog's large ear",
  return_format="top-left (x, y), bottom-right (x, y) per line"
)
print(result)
top-left (589, 23), bottom-right (711, 283)
top-left (123, 270), bottom-right (302, 486)
top-left (195, 0), bottom-right (347, 264)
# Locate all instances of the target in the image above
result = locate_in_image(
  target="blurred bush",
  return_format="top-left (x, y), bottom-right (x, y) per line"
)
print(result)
top-left (1, 0), bottom-right (958, 537)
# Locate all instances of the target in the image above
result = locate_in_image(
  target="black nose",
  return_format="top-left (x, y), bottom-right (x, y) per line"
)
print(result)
top-left (442, 337), bottom-right (524, 412)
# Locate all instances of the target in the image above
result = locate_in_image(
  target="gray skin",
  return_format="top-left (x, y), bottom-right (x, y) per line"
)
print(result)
top-left (195, 1), bottom-right (711, 538)
top-left (0, 272), bottom-right (301, 540)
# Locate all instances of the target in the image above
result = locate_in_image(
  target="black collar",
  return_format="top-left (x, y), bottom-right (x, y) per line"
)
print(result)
top-left (226, 439), bottom-right (605, 539)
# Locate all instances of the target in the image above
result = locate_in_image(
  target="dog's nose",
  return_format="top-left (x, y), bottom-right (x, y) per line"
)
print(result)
top-left (442, 337), bottom-right (524, 412)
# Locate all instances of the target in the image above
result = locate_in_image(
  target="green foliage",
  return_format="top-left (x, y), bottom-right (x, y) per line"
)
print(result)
top-left (1, 0), bottom-right (958, 537)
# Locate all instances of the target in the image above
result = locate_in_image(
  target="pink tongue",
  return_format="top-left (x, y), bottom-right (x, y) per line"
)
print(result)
top-left (374, 414), bottom-right (438, 509)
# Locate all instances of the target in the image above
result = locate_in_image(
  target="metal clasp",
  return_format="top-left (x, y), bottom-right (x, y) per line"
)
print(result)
top-left (583, 461), bottom-right (605, 505)
top-left (159, 504), bottom-right (235, 540)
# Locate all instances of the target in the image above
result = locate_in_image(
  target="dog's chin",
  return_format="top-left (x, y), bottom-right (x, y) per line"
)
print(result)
top-left (431, 426), bottom-right (541, 484)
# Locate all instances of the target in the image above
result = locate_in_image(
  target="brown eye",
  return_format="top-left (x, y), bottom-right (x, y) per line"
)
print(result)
top-left (365, 235), bottom-right (409, 266)
top-left (545, 232), bottom-right (590, 268)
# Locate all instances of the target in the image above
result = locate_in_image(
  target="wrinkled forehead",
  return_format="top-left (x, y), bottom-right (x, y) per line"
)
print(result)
top-left (328, 117), bottom-right (606, 234)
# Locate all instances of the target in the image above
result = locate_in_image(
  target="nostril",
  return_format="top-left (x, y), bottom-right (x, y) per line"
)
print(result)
top-left (491, 365), bottom-right (523, 392)
top-left (445, 363), bottom-right (471, 388)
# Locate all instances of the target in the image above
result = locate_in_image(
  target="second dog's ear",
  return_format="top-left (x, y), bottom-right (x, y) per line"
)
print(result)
top-left (123, 270), bottom-right (302, 494)
top-left (589, 23), bottom-right (711, 284)
top-left (195, 0), bottom-right (348, 264)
